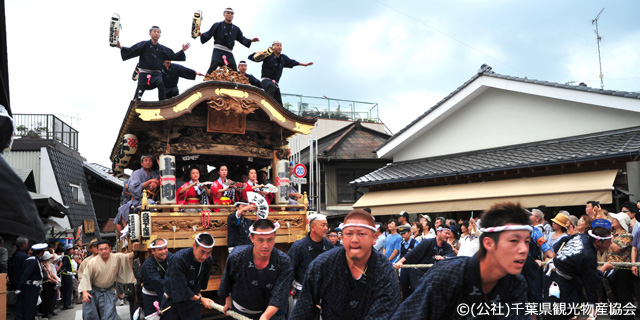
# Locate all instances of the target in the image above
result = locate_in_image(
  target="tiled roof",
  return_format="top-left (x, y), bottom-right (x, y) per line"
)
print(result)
top-left (102, 218), bottom-right (117, 233)
top-left (83, 162), bottom-right (124, 188)
top-left (47, 147), bottom-right (101, 241)
top-left (300, 122), bottom-right (390, 163)
top-left (353, 126), bottom-right (640, 187)
top-left (376, 65), bottom-right (640, 153)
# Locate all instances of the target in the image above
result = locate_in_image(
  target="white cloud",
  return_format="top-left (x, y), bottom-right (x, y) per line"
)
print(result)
top-left (565, 31), bottom-right (640, 91)
top-left (379, 91), bottom-right (446, 134)
top-left (5, 1), bottom-right (640, 167)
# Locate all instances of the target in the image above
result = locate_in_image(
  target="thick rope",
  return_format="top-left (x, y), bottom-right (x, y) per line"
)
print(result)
top-left (208, 301), bottom-right (252, 320)
top-left (401, 264), bottom-right (434, 269)
top-left (402, 261), bottom-right (640, 270)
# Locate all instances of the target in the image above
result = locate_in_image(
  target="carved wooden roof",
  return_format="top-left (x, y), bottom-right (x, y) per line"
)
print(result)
top-left (110, 80), bottom-right (316, 163)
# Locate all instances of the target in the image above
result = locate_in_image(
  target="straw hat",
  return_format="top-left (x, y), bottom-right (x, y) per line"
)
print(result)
top-left (551, 214), bottom-right (569, 228)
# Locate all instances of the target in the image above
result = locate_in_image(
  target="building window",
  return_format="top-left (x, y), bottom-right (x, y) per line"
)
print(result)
top-left (336, 169), bottom-right (368, 203)
top-left (70, 183), bottom-right (86, 204)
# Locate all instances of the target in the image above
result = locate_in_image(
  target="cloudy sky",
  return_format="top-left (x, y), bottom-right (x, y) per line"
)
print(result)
top-left (5, 1), bottom-right (640, 167)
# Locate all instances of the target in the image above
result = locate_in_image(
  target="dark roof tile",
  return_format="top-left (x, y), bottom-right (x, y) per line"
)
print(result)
top-left (47, 148), bottom-right (101, 241)
top-left (353, 126), bottom-right (640, 187)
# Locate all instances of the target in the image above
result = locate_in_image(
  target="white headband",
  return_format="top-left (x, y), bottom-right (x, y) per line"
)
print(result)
top-left (149, 239), bottom-right (168, 249)
top-left (195, 233), bottom-right (214, 249)
top-left (341, 223), bottom-right (376, 233)
top-left (309, 213), bottom-right (327, 222)
top-left (479, 225), bottom-right (533, 233)
top-left (249, 221), bottom-right (280, 235)
top-left (588, 230), bottom-right (613, 240)
top-left (436, 227), bottom-right (451, 232)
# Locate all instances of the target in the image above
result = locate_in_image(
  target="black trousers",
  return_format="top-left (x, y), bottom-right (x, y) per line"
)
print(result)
top-left (20, 284), bottom-right (40, 320)
top-left (611, 269), bottom-right (635, 320)
top-left (15, 290), bottom-right (23, 320)
top-left (543, 271), bottom-right (583, 320)
top-left (522, 262), bottom-right (543, 303)
top-left (166, 87), bottom-right (180, 99)
top-left (135, 72), bottom-right (166, 101)
top-left (61, 274), bottom-right (73, 308)
top-left (399, 268), bottom-right (412, 301)
top-left (261, 79), bottom-right (283, 106)
top-left (207, 49), bottom-right (237, 74)
top-left (142, 293), bottom-right (161, 316)
top-left (39, 282), bottom-right (55, 316)
top-left (633, 273), bottom-right (640, 314)
top-left (161, 296), bottom-right (202, 320)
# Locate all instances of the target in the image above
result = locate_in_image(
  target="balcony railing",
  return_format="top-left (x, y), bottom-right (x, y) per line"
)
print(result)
top-left (281, 93), bottom-right (379, 122)
top-left (13, 114), bottom-right (79, 151)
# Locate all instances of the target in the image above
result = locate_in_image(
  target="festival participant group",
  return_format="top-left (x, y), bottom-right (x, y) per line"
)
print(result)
top-left (116, 7), bottom-right (312, 104)
top-left (10, 146), bottom-right (640, 320)
top-left (7, 6), bottom-right (640, 320)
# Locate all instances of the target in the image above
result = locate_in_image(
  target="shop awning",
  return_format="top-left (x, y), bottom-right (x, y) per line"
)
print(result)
top-left (353, 170), bottom-right (618, 215)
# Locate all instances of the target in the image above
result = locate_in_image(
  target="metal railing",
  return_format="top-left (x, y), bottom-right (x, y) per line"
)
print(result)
top-left (13, 114), bottom-right (79, 151)
top-left (281, 93), bottom-right (380, 122)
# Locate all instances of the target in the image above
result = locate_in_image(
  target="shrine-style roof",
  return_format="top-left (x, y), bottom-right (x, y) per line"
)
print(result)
top-left (110, 80), bottom-right (316, 163)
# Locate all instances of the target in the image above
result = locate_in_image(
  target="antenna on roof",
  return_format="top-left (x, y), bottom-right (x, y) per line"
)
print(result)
top-left (592, 8), bottom-right (605, 90)
top-left (58, 113), bottom-right (82, 127)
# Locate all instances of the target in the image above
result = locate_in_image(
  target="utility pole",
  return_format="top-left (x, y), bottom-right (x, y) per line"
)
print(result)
top-left (592, 8), bottom-right (605, 89)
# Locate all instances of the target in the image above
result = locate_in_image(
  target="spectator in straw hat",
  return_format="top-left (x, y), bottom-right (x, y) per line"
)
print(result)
top-left (547, 214), bottom-right (569, 249)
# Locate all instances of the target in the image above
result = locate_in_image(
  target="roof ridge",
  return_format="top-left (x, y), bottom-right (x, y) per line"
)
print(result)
top-left (325, 123), bottom-right (357, 154)
top-left (391, 125), bottom-right (640, 167)
top-left (376, 65), bottom-right (640, 153)
top-left (353, 126), bottom-right (640, 187)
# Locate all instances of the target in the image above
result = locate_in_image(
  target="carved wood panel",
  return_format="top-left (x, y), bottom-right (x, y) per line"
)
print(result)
top-left (149, 213), bottom-right (307, 240)
top-left (207, 96), bottom-right (260, 134)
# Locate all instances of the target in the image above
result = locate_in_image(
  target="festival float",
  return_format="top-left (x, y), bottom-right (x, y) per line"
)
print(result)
top-left (109, 62), bottom-right (315, 292)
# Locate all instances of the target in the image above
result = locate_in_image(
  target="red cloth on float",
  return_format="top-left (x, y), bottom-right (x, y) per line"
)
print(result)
top-left (211, 179), bottom-right (234, 212)
top-left (177, 181), bottom-right (201, 205)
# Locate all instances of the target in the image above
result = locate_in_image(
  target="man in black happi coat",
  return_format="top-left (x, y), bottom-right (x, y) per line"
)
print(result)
top-left (199, 8), bottom-right (259, 74)
top-left (118, 26), bottom-right (189, 100)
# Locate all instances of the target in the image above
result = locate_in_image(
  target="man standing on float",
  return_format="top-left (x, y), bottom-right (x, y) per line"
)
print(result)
top-left (199, 8), bottom-right (259, 74)
top-left (118, 26), bottom-right (189, 101)
top-left (249, 41), bottom-right (313, 106)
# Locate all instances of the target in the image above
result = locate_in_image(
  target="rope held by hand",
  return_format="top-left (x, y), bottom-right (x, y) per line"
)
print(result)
top-left (208, 301), bottom-right (252, 320)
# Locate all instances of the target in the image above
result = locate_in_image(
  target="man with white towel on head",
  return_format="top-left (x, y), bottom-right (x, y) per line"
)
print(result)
top-left (287, 213), bottom-right (334, 302)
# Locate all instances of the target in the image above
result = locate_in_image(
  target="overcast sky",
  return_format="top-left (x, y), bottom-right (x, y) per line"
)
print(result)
top-left (5, 1), bottom-right (640, 167)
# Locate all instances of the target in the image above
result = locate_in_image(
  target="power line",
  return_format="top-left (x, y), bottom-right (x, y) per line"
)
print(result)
top-left (373, 0), bottom-right (527, 76)
top-left (604, 47), bottom-right (640, 89)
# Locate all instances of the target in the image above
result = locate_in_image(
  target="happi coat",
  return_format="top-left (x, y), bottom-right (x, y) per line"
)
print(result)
top-left (161, 248), bottom-right (212, 319)
top-left (391, 256), bottom-right (529, 320)
top-left (290, 247), bottom-right (401, 320)
top-left (288, 235), bottom-right (334, 290)
top-left (218, 245), bottom-right (292, 320)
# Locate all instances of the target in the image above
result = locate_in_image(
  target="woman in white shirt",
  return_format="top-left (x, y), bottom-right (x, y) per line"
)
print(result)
top-left (457, 220), bottom-right (480, 257)
top-left (411, 222), bottom-right (425, 242)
